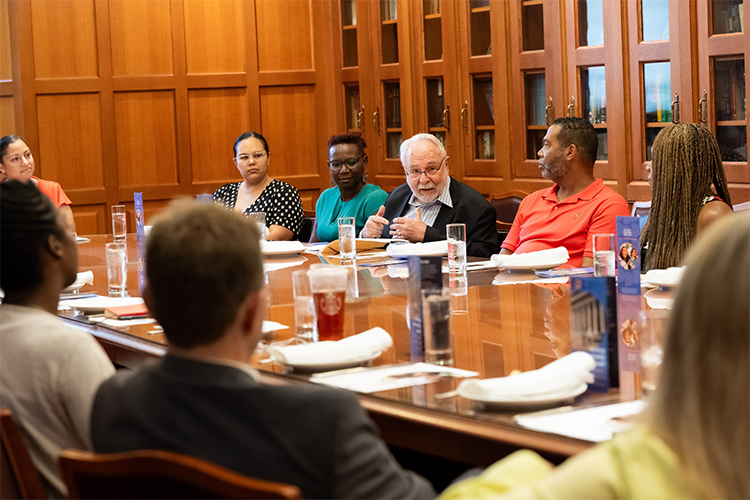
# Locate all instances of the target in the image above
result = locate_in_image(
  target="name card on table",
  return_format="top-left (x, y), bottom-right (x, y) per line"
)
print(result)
top-left (407, 256), bottom-right (443, 363)
top-left (570, 277), bottom-right (619, 391)
top-left (616, 216), bottom-right (643, 396)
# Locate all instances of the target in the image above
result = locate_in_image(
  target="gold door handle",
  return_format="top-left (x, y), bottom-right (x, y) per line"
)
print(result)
top-left (460, 100), bottom-right (469, 134)
top-left (358, 105), bottom-right (366, 132)
top-left (698, 90), bottom-right (707, 126)
top-left (545, 97), bottom-right (554, 126)
top-left (567, 96), bottom-right (576, 118)
top-left (671, 93), bottom-right (680, 124)
top-left (442, 104), bottom-right (450, 133)
top-left (373, 108), bottom-right (380, 135)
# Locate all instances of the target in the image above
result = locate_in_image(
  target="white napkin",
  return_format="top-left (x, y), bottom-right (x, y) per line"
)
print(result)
top-left (386, 240), bottom-right (449, 258)
top-left (268, 327), bottom-right (393, 366)
top-left (457, 351), bottom-right (596, 401)
top-left (490, 247), bottom-right (569, 269)
top-left (260, 240), bottom-right (305, 255)
top-left (61, 271), bottom-right (94, 293)
top-left (642, 267), bottom-right (684, 287)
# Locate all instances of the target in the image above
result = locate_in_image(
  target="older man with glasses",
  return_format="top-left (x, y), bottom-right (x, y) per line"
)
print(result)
top-left (362, 133), bottom-right (498, 257)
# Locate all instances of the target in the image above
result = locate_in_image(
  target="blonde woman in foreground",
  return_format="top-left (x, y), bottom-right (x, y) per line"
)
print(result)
top-left (441, 212), bottom-right (749, 500)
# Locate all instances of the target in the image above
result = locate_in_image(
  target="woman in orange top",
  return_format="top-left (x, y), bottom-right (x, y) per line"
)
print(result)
top-left (0, 135), bottom-right (76, 234)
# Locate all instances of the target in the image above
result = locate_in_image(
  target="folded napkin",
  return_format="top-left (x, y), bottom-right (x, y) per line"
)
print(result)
top-left (642, 267), bottom-right (684, 287)
top-left (457, 351), bottom-right (596, 401)
top-left (386, 240), bottom-right (449, 258)
top-left (61, 270), bottom-right (94, 293)
top-left (490, 247), bottom-right (569, 269)
top-left (260, 240), bottom-right (305, 255)
top-left (268, 327), bottom-right (393, 366)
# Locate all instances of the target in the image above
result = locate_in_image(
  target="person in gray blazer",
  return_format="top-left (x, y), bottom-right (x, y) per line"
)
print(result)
top-left (90, 201), bottom-right (435, 500)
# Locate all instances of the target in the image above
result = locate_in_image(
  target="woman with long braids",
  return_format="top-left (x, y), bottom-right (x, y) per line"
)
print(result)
top-left (641, 124), bottom-right (732, 271)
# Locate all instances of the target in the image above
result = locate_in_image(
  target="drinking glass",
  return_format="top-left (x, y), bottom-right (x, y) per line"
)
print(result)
top-left (640, 309), bottom-right (670, 395)
top-left (446, 223), bottom-right (467, 272)
top-left (292, 270), bottom-right (316, 342)
top-left (338, 217), bottom-right (356, 260)
top-left (422, 289), bottom-right (453, 366)
top-left (105, 243), bottom-right (128, 297)
top-left (248, 212), bottom-right (267, 241)
top-left (111, 205), bottom-right (127, 242)
top-left (593, 233), bottom-right (615, 277)
top-left (308, 265), bottom-right (348, 341)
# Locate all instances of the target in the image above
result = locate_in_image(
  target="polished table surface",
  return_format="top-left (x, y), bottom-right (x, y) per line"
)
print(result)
top-left (64, 234), bottom-right (645, 466)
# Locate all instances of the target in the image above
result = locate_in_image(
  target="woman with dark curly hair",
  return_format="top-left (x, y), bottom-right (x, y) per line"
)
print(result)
top-left (310, 132), bottom-right (387, 242)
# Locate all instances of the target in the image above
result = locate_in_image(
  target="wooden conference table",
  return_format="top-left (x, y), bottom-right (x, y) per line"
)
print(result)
top-left (63, 234), bottom-right (636, 467)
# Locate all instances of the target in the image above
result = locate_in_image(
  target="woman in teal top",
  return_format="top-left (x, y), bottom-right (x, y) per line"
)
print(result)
top-left (310, 133), bottom-right (387, 242)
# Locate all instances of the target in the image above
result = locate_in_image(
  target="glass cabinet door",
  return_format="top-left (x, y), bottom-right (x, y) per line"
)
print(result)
top-left (344, 84), bottom-right (362, 132)
top-left (423, 0), bottom-right (442, 61)
top-left (384, 81), bottom-right (402, 158)
top-left (381, 0), bottom-right (399, 64)
top-left (642, 0), bottom-right (670, 41)
top-left (580, 66), bottom-right (608, 160)
top-left (474, 75), bottom-right (495, 159)
top-left (578, 0), bottom-right (604, 47)
top-left (714, 57), bottom-right (747, 162)
top-left (643, 61), bottom-right (672, 159)
top-left (522, 1), bottom-right (544, 51)
top-left (470, 0), bottom-right (491, 55)
top-left (341, 0), bottom-right (358, 67)
top-left (711, 0), bottom-right (744, 35)
top-left (426, 77), bottom-right (447, 144)
top-left (524, 72), bottom-right (546, 159)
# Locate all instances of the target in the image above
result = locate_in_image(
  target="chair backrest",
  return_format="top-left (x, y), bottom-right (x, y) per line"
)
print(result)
top-left (489, 191), bottom-right (527, 246)
top-left (0, 408), bottom-right (47, 500)
top-left (59, 449), bottom-right (302, 500)
top-left (733, 200), bottom-right (750, 212)
top-left (630, 200), bottom-right (651, 217)
top-left (299, 210), bottom-right (315, 242)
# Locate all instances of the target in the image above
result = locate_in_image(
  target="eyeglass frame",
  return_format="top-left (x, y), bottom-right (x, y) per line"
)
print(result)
top-left (405, 156), bottom-right (446, 179)
top-left (327, 155), bottom-right (366, 172)
top-left (234, 151), bottom-right (268, 164)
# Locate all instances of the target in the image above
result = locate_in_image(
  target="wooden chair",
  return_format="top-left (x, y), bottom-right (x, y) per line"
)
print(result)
top-left (0, 408), bottom-right (47, 500)
top-left (489, 191), bottom-right (528, 246)
top-left (299, 209), bottom-right (316, 242)
top-left (59, 449), bottom-right (302, 500)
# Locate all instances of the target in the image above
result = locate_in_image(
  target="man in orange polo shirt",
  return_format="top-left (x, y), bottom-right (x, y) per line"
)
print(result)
top-left (500, 117), bottom-right (629, 268)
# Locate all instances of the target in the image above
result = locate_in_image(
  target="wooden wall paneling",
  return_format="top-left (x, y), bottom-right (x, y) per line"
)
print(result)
top-left (259, 85), bottom-right (319, 188)
top-left (71, 204), bottom-right (106, 235)
top-left (8, 0), bottom-right (35, 141)
top-left (35, 93), bottom-right (105, 190)
top-left (0, 96), bottom-right (14, 136)
top-left (310, 0), bottom-right (345, 201)
top-left (255, 0), bottom-right (314, 72)
top-left (30, 0), bottom-right (98, 79)
top-left (188, 88), bottom-right (249, 185)
top-left (109, 0), bottom-right (173, 76)
top-left (113, 90), bottom-right (179, 187)
top-left (168, 0), bottom-right (191, 198)
top-left (183, 0), bottom-right (246, 75)
top-left (0, 0), bottom-right (11, 81)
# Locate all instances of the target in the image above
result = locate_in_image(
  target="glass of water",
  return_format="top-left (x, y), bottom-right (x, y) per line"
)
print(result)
top-left (422, 289), bottom-right (453, 366)
top-left (292, 270), bottom-right (316, 342)
top-left (105, 242), bottom-right (128, 297)
top-left (446, 223), bottom-right (467, 272)
top-left (338, 217), bottom-right (356, 260)
top-left (111, 205), bottom-right (127, 242)
top-left (248, 212), bottom-right (267, 241)
top-left (593, 233), bottom-right (615, 277)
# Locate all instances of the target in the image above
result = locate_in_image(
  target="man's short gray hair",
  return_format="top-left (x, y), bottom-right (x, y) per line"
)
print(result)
top-left (399, 133), bottom-right (446, 168)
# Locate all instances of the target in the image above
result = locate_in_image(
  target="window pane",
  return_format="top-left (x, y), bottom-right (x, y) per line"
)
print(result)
top-left (642, 0), bottom-right (669, 41)
top-left (644, 62), bottom-right (671, 123)
top-left (522, 2), bottom-right (544, 51)
top-left (525, 72), bottom-right (546, 125)
top-left (344, 85), bottom-right (360, 130)
top-left (714, 58), bottom-right (746, 121)
top-left (578, 0), bottom-right (604, 47)
top-left (581, 66), bottom-right (607, 124)
top-left (712, 0), bottom-right (744, 35)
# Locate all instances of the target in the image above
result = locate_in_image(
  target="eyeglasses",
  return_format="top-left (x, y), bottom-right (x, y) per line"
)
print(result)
top-left (235, 152), bottom-right (267, 164)
top-left (327, 156), bottom-right (364, 172)
top-left (406, 156), bottom-right (446, 179)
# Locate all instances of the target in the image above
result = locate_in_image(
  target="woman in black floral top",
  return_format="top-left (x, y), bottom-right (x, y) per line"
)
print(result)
top-left (213, 132), bottom-right (304, 240)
